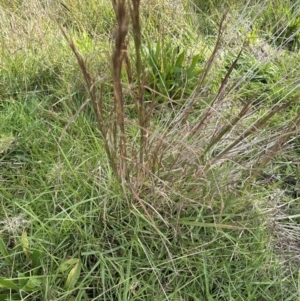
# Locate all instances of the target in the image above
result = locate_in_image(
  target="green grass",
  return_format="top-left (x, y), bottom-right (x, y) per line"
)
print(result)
top-left (1, 0), bottom-right (300, 300)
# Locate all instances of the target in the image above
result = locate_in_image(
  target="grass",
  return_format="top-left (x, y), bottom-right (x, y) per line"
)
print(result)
top-left (1, 0), bottom-right (300, 300)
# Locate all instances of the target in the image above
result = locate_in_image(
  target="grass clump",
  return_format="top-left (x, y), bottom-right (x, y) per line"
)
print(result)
top-left (1, 0), bottom-right (300, 300)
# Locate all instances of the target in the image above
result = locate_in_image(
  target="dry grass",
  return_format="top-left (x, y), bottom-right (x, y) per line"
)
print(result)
top-left (60, 1), bottom-right (300, 214)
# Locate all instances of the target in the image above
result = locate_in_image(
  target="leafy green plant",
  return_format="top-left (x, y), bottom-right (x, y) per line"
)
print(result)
top-left (143, 40), bottom-right (203, 103)
top-left (0, 232), bottom-right (82, 301)
top-left (0, 233), bottom-right (43, 300)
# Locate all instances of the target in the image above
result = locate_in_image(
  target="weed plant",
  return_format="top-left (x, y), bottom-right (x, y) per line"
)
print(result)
top-left (1, 0), bottom-right (300, 300)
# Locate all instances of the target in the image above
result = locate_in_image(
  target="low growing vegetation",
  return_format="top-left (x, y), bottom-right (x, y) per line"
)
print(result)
top-left (1, 0), bottom-right (300, 300)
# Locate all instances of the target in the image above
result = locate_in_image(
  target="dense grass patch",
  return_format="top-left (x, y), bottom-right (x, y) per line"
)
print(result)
top-left (1, 0), bottom-right (300, 300)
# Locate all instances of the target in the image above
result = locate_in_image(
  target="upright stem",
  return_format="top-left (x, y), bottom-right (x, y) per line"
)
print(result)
top-left (130, 0), bottom-right (144, 166)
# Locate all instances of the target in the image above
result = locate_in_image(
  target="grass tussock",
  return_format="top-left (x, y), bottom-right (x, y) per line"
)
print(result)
top-left (1, 0), bottom-right (300, 300)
